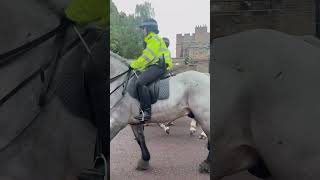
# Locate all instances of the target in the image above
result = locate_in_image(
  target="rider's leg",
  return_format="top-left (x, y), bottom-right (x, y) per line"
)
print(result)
top-left (135, 65), bottom-right (165, 121)
top-left (137, 84), bottom-right (152, 119)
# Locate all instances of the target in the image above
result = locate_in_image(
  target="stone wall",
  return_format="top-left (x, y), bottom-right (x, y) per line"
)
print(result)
top-left (187, 46), bottom-right (210, 60)
top-left (212, 0), bottom-right (315, 37)
top-left (172, 58), bottom-right (209, 73)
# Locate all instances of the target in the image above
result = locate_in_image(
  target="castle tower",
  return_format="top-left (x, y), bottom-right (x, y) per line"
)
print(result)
top-left (195, 25), bottom-right (209, 44)
top-left (176, 25), bottom-right (210, 60)
top-left (176, 34), bottom-right (183, 58)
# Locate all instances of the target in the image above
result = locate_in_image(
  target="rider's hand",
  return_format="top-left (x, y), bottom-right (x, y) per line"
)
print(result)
top-left (60, 15), bottom-right (74, 29)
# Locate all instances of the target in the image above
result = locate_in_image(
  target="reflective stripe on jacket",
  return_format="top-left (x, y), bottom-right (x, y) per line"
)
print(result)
top-left (130, 32), bottom-right (173, 71)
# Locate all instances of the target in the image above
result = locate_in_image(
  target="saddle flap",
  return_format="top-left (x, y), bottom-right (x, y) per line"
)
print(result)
top-left (148, 80), bottom-right (159, 104)
top-left (126, 74), bottom-right (169, 104)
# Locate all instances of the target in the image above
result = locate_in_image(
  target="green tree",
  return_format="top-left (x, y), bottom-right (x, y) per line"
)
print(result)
top-left (135, 2), bottom-right (155, 20)
top-left (110, 1), bottom-right (155, 59)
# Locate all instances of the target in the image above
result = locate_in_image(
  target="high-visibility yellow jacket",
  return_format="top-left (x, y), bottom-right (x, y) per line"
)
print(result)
top-left (130, 32), bottom-right (173, 71)
top-left (64, 0), bottom-right (108, 29)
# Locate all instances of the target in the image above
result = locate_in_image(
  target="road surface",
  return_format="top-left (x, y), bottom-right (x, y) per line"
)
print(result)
top-left (110, 117), bottom-right (261, 180)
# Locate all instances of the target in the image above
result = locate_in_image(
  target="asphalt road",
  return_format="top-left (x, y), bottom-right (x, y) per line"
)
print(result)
top-left (110, 117), bottom-right (262, 180)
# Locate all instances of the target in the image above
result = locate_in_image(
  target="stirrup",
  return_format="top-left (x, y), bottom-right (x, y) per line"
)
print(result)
top-left (78, 154), bottom-right (107, 180)
top-left (135, 109), bottom-right (151, 123)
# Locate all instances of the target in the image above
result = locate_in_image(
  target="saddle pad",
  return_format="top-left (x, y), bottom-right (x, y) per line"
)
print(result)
top-left (158, 78), bottom-right (170, 99)
top-left (126, 76), bottom-right (170, 104)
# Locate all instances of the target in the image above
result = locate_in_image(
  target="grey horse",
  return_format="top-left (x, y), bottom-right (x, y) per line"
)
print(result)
top-left (110, 52), bottom-right (211, 173)
top-left (0, 1), bottom-right (107, 180)
top-left (212, 29), bottom-right (320, 180)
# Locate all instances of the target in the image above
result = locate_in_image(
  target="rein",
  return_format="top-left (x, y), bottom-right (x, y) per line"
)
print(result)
top-left (110, 69), bottom-right (132, 95)
top-left (0, 17), bottom-right (101, 152)
top-left (110, 67), bottom-right (138, 110)
top-left (0, 18), bottom-right (70, 107)
top-left (110, 69), bottom-right (130, 83)
top-left (0, 18), bottom-right (69, 66)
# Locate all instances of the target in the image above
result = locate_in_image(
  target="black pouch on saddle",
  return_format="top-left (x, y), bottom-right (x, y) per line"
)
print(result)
top-left (156, 55), bottom-right (169, 79)
top-left (158, 55), bottom-right (166, 70)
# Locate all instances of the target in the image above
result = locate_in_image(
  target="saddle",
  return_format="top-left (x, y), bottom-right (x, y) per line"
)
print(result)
top-left (126, 72), bottom-right (174, 104)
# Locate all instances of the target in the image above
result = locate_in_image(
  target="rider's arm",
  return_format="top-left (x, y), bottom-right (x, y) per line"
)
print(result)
top-left (65, 0), bottom-right (108, 29)
top-left (165, 53), bottom-right (173, 70)
top-left (166, 62), bottom-right (173, 71)
top-left (130, 37), bottom-right (160, 70)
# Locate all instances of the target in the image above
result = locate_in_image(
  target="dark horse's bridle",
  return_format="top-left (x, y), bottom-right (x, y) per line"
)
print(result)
top-left (0, 17), bottom-right (101, 152)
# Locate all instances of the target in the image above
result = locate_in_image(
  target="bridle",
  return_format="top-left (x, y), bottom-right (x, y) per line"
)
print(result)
top-left (0, 17), bottom-right (103, 152)
top-left (110, 69), bottom-right (131, 95)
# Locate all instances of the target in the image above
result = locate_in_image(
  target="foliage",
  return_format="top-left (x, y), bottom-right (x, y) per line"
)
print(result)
top-left (135, 2), bottom-right (155, 20)
top-left (110, 1), bottom-right (155, 59)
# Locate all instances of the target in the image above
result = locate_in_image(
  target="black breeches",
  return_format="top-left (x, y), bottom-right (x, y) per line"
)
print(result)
top-left (136, 65), bottom-right (165, 110)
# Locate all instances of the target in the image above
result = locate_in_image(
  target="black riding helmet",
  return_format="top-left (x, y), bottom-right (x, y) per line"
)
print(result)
top-left (139, 18), bottom-right (159, 34)
top-left (163, 37), bottom-right (170, 48)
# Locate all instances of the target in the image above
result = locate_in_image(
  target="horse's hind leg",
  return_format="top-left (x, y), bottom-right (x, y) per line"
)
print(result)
top-left (130, 124), bottom-right (151, 170)
top-left (199, 131), bottom-right (208, 140)
top-left (187, 110), bottom-right (210, 173)
top-left (158, 123), bottom-right (170, 134)
top-left (189, 119), bottom-right (197, 136)
top-left (199, 141), bottom-right (211, 173)
top-left (188, 112), bottom-right (198, 136)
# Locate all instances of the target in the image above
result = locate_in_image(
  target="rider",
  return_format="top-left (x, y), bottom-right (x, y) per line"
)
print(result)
top-left (130, 18), bottom-right (173, 122)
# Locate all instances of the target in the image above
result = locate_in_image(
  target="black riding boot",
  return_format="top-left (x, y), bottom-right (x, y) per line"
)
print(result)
top-left (135, 85), bottom-right (152, 122)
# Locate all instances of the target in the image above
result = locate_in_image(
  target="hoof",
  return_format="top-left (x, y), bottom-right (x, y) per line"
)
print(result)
top-left (190, 130), bottom-right (196, 136)
top-left (198, 135), bottom-right (207, 140)
top-left (136, 159), bottom-right (150, 171)
top-left (165, 128), bottom-right (170, 135)
top-left (167, 122), bottom-right (174, 126)
top-left (199, 161), bottom-right (210, 174)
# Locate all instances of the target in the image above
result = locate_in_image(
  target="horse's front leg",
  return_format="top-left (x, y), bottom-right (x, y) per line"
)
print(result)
top-left (131, 124), bottom-right (151, 170)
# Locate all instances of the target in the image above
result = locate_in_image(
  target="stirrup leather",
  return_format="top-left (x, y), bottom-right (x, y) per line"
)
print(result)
top-left (135, 109), bottom-right (151, 122)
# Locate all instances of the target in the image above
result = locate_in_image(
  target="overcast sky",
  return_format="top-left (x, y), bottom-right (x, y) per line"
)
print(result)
top-left (112, 0), bottom-right (210, 57)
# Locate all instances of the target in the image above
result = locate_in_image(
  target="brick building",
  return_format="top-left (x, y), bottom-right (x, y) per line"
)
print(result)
top-left (176, 25), bottom-right (210, 60)
top-left (212, 0), bottom-right (316, 38)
